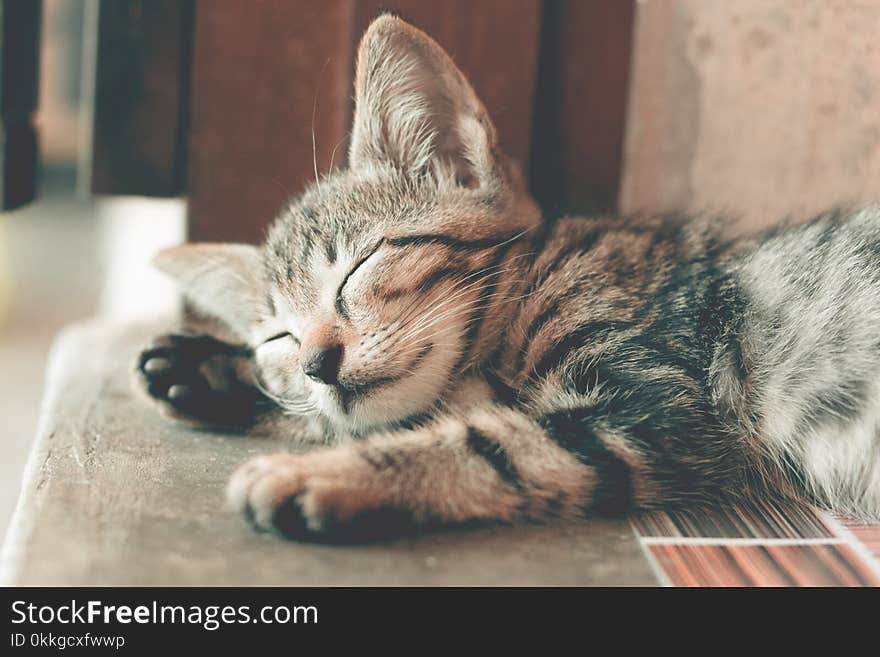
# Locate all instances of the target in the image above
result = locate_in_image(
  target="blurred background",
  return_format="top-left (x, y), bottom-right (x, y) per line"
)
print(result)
top-left (0, 0), bottom-right (182, 538)
top-left (2, 0), bottom-right (880, 542)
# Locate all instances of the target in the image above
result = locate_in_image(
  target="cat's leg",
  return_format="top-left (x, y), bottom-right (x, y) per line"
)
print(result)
top-left (134, 333), bottom-right (269, 428)
top-left (227, 402), bottom-right (658, 542)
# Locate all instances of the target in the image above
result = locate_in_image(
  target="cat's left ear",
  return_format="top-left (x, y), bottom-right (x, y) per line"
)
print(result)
top-left (348, 15), bottom-right (501, 188)
top-left (153, 243), bottom-right (265, 342)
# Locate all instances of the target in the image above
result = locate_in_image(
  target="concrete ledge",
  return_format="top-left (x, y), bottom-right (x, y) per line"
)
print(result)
top-left (1, 320), bottom-right (656, 586)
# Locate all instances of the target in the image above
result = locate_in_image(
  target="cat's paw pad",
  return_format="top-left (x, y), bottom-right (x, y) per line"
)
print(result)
top-left (134, 333), bottom-right (262, 426)
top-left (227, 453), bottom-right (416, 543)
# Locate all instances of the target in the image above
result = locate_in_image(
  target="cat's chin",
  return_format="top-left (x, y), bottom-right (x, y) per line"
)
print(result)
top-left (312, 382), bottom-right (439, 435)
top-left (308, 342), bottom-right (460, 434)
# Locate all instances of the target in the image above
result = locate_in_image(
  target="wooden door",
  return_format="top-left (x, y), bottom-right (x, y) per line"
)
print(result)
top-left (0, 0), bottom-right (41, 210)
top-left (85, 0), bottom-right (635, 242)
top-left (72, 0), bottom-right (880, 238)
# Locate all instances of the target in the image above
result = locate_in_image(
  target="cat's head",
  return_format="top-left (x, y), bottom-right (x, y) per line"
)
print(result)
top-left (156, 15), bottom-right (540, 433)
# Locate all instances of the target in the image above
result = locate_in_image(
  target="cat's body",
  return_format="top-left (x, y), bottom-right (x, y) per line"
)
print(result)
top-left (135, 16), bottom-right (880, 541)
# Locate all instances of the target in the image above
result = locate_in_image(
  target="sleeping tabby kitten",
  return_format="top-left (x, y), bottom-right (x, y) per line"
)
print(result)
top-left (135, 16), bottom-right (880, 541)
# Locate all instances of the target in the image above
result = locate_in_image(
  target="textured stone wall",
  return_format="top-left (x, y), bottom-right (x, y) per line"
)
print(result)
top-left (621, 0), bottom-right (880, 233)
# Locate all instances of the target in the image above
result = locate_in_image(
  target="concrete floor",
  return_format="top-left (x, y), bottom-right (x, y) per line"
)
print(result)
top-left (2, 321), bottom-right (658, 586)
top-left (6, 320), bottom-right (878, 586)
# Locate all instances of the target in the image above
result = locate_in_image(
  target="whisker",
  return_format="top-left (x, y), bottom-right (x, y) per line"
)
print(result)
top-left (383, 287), bottom-right (540, 365)
top-left (253, 377), bottom-right (317, 416)
top-left (311, 57), bottom-right (332, 192)
top-left (387, 251), bottom-right (536, 329)
top-left (393, 278), bottom-right (531, 344)
top-left (390, 258), bottom-right (530, 337)
top-left (328, 131), bottom-right (349, 174)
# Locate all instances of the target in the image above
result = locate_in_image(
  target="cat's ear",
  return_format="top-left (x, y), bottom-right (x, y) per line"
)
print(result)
top-left (153, 243), bottom-right (265, 342)
top-left (348, 15), bottom-right (500, 188)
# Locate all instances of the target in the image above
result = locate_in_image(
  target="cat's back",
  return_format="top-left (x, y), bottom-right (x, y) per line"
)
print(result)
top-left (721, 206), bottom-right (880, 518)
top-left (502, 213), bottom-right (725, 389)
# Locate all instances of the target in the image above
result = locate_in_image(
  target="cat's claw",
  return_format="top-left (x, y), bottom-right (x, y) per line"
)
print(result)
top-left (134, 333), bottom-right (265, 427)
top-left (227, 453), bottom-right (419, 543)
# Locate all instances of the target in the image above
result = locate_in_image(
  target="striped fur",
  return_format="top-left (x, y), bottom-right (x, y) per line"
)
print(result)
top-left (136, 16), bottom-right (880, 541)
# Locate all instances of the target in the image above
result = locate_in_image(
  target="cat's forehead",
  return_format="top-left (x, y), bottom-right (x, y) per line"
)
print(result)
top-left (260, 166), bottom-right (511, 310)
top-left (271, 170), bottom-right (428, 249)
top-left (265, 169), bottom-right (487, 264)
top-left (261, 169), bottom-right (425, 299)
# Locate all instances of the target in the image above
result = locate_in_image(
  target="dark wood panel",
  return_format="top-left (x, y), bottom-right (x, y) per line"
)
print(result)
top-left (529, 0), bottom-right (636, 214)
top-left (90, 0), bottom-right (193, 197)
top-left (352, 0), bottom-right (542, 173)
top-left (187, 0), bottom-right (354, 243)
top-left (0, 0), bottom-right (41, 209)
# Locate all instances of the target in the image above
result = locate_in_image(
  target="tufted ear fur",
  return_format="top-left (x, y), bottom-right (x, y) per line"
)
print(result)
top-left (153, 243), bottom-right (266, 343)
top-left (348, 15), bottom-right (501, 189)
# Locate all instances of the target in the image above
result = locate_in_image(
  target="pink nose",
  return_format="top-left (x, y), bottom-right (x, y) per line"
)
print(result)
top-left (301, 344), bottom-right (343, 384)
top-left (300, 321), bottom-right (344, 385)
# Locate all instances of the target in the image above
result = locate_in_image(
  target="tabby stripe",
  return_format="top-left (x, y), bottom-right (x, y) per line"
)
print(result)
top-left (454, 241), bottom-right (516, 371)
top-left (377, 266), bottom-right (471, 301)
top-left (633, 338), bottom-right (706, 383)
top-left (484, 369), bottom-right (519, 405)
top-left (298, 228), bottom-right (315, 268)
top-left (391, 409), bottom-right (435, 432)
top-left (388, 232), bottom-right (522, 252)
top-left (539, 409), bottom-right (633, 515)
top-left (416, 266), bottom-right (470, 293)
top-left (466, 428), bottom-right (523, 491)
top-left (513, 299), bottom-right (564, 373)
top-left (409, 341), bottom-right (434, 370)
top-left (511, 229), bottom-right (604, 370)
top-left (524, 320), bottom-right (633, 381)
top-left (518, 228), bottom-right (602, 302)
top-left (524, 303), bottom-right (559, 345)
top-left (360, 447), bottom-right (401, 471)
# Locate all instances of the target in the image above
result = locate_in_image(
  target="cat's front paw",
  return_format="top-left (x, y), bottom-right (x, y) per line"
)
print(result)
top-left (134, 333), bottom-right (266, 427)
top-left (227, 453), bottom-right (418, 543)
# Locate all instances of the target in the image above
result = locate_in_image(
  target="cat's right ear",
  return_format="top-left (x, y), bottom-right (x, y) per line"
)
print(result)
top-left (153, 243), bottom-right (265, 343)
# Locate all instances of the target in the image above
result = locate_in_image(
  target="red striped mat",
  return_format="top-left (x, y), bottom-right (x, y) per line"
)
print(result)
top-left (631, 497), bottom-right (880, 586)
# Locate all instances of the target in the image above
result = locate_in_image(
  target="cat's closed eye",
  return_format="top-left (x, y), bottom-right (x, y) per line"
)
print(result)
top-left (335, 238), bottom-right (385, 317)
top-left (262, 331), bottom-right (299, 346)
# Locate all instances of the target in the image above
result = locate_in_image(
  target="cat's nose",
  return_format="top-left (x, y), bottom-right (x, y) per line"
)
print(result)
top-left (301, 343), bottom-right (343, 385)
